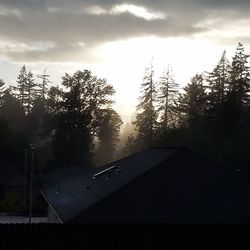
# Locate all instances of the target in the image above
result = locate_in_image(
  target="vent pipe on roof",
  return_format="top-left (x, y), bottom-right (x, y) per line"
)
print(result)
top-left (92, 165), bottom-right (121, 180)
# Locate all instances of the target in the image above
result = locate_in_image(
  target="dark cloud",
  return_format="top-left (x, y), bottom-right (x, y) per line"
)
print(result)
top-left (0, 0), bottom-right (249, 62)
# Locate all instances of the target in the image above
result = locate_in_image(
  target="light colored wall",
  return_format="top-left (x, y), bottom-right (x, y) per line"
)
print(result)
top-left (48, 204), bottom-right (61, 223)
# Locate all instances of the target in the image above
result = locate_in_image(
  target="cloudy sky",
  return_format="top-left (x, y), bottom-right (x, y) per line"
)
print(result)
top-left (0, 0), bottom-right (250, 122)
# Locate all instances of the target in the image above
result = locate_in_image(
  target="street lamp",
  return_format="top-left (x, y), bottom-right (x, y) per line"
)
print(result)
top-left (29, 144), bottom-right (36, 224)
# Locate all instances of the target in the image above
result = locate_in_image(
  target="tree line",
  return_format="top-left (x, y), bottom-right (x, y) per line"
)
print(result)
top-left (0, 42), bottom-right (250, 172)
top-left (0, 67), bottom-right (122, 172)
top-left (123, 43), bottom-right (250, 168)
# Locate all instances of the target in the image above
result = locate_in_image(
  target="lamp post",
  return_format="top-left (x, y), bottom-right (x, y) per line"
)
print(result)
top-left (29, 144), bottom-right (36, 224)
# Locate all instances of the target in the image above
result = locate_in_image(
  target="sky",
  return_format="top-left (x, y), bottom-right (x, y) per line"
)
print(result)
top-left (0, 0), bottom-right (250, 123)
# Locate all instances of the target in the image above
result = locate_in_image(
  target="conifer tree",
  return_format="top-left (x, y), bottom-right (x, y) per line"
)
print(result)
top-left (219, 43), bottom-right (250, 136)
top-left (37, 69), bottom-right (51, 102)
top-left (205, 51), bottom-right (231, 136)
top-left (176, 74), bottom-right (207, 128)
top-left (16, 66), bottom-right (37, 114)
top-left (173, 74), bottom-right (208, 151)
top-left (207, 50), bottom-right (230, 108)
top-left (229, 42), bottom-right (250, 107)
top-left (0, 79), bottom-right (6, 107)
top-left (16, 65), bottom-right (27, 107)
top-left (25, 70), bottom-right (37, 115)
top-left (158, 65), bottom-right (179, 129)
top-left (133, 63), bottom-right (157, 147)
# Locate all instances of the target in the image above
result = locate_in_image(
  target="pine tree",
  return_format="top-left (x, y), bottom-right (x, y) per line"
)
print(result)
top-left (173, 74), bottom-right (208, 151)
top-left (176, 74), bottom-right (207, 128)
top-left (207, 50), bottom-right (230, 108)
top-left (205, 51), bottom-right (231, 137)
top-left (208, 43), bottom-right (250, 166)
top-left (0, 79), bottom-right (6, 107)
top-left (37, 69), bottom-right (51, 102)
top-left (16, 65), bottom-right (27, 107)
top-left (16, 66), bottom-right (37, 114)
top-left (158, 65), bottom-right (179, 129)
top-left (25, 70), bottom-right (37, 115)
top-left (229, 42), bottom-right (250, 107)
top-left (133, 63), bottom-right (157, 147)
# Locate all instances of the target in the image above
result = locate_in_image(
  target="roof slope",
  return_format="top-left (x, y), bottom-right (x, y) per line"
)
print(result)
top-left (40, 147), bottom-right (178, 223)
top-left (39, 165), bottom-right (92, 189)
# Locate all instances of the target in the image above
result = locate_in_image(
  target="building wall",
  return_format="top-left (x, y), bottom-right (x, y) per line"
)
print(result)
top-left (48, 204), bottom-right (61, 223)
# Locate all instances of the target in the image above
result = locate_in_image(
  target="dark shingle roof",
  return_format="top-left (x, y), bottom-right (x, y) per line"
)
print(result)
top-left (40, 147), bottom-right (179, 223)
top-left (39, 165), bottom-right (92, 189)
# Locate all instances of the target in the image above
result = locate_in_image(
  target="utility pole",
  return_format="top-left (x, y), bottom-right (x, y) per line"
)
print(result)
top-left (29, 144), bottom-right (36, 224)
top-left (24, 148), bottom-right (28, 206)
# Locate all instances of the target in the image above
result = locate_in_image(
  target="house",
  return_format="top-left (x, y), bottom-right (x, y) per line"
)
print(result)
top-left (40, 147), bottom-right (250, 224)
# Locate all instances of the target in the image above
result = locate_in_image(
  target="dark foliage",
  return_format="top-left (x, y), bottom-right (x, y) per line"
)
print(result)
top-left (123, 43), bottom-right (250, 169)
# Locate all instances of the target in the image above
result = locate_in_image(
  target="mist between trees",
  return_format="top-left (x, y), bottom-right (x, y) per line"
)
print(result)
top-left (0, 42), bottom-right (250, 172)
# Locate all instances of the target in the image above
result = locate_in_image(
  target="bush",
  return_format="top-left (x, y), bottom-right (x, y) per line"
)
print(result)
top-left (0, 191), bottom-right (26, 213)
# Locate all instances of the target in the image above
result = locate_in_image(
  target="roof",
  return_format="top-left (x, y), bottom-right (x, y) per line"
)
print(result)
top-left (40, 147), bottom-right (179, 223)
top-left (39, 165), bottom-right (92, 189)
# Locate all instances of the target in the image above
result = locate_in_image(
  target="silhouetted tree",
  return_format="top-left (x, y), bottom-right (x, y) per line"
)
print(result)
top-left (43, 69), bottom-right (117, 167)
top-left (46, 86), bottom-right (62, 114)
top-left (205, 51), bottom-right (231, 137)
top-left (216, 43), bottom-right (250, 166)
top-left (117, 121), bottom-right (136, 155)
top-left (52, 71), bottom-right (93, 166)
top-left (207, 50), bottom-right (230, 108)
top-left (25, 70), bottom-right (37, 115)
top-left (173, 74), bottom-right (208, 150)
top-left (0, 88), bottom-right (25, 132)
top-left (176, 74), bottom-right (207, 128)
top-left (95, 109), bottom-right (123, 165)
top-left (219, 43), bottom-right (250, 136)
top-left (0, 89), bottom-right (27, 163)
top-left (27, 97), bottom-right (47, 143)
top-left (37, 69), bottom-right (51, 102)
top-left (0, 79), bottom-right (6, 107)
top-left (158, 65), bottom-right (179, 129)
top-left (229, 42), bottom-right (250, 107)
top-left (133, 63), bottom-right (157, 148)
top-left (16, 66), bottom-right (38, 115)
top-left (16, 65), bottom-right (27, 107)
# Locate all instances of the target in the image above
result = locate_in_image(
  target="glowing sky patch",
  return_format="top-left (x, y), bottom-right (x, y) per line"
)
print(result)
top-left (110, 4), bottom-right (166, 20)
